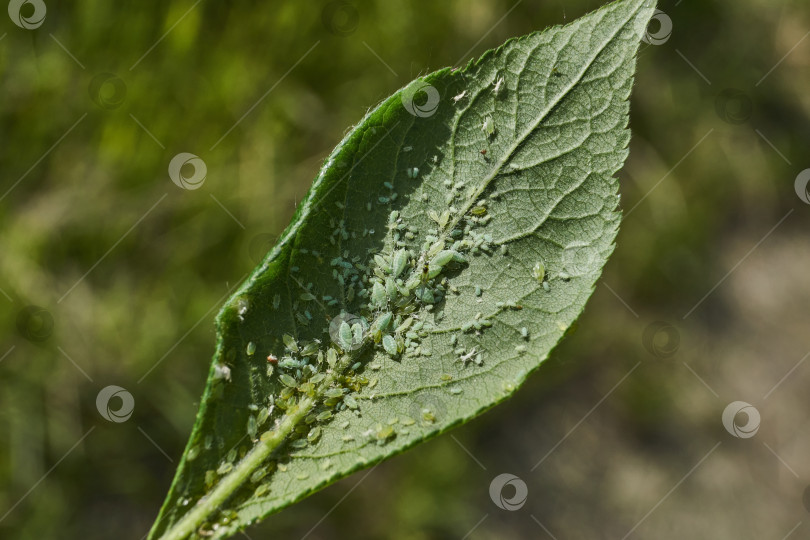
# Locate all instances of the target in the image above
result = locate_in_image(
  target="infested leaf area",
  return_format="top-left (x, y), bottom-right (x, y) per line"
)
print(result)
top-left (148, 1), bottom-right (656, 538)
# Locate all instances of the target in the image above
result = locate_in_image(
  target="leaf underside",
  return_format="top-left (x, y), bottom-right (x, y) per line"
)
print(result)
top-left (148, 1), bottom-right (655, 538)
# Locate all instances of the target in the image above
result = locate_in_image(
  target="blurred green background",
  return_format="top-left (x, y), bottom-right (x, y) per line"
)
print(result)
top-left (2, 0), bottom-right (809, 538)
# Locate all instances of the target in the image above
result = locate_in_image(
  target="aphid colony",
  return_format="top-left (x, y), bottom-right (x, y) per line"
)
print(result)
top-left (200, 74), bottom-right (568, 499)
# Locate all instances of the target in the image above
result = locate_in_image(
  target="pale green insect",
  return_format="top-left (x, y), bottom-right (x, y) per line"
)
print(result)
top-left (282, 334), bottom-right (299, 353)
top-left (482, 115), bottom-right (495, 137)
top-left (338, 321), bottom-right (353, 350)
top-left (246, 342), bottom-right (256, 356)
top-left (392, 249), bottom-right (408, 278)
top-left (371, 281), bottom-right (386, 307)
top-left (382, 334), bottom-right (398, 355)
top-left (532, 261), bottom-right (545, 282)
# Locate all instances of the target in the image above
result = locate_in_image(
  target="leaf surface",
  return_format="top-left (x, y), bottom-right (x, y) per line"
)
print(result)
top-left (149, 1), bottom-right (656, 538)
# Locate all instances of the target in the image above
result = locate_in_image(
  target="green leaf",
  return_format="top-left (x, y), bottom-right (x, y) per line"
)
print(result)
top-left (148, 1), bottom-right (656, 538)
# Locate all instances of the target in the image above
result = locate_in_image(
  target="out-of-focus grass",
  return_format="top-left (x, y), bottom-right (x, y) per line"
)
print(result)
top-left (1, 1), bottom-right (809, 539)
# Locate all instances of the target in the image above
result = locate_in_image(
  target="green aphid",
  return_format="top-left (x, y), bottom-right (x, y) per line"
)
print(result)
top-left (543, 281), bottom-right (550, 292)
top-left (385, 277), bottom-right (398, 301)
top-left (374, 254), bottom-right (391, 274)
top-left (382, 334), bottom-right (398, 355)
top-left (338, 321), bottom-right (353, 350)
top-left (300, 292), bottom-right (316, 301)
top-left (246, 342), bottom-right (256, 356)
top-left (344, 394), bottom-right (359, 410)
top-left (375, 424), bottom-right (395, 441)
top-left (371, 282), bottom-right (386, 307)
top-left (300, 342), bottom-right (319, 356)
top-left (431, 250), bottom-right (455, 269)
top-left (307, 426), bottom-right (322, 443)
top-left (532, 261), bottom-right (546, 283)
top-left (326, 348), bottom-right (338, 367)
top-left (372, 312), bottom-right (393, 334)
top-left (282, 334), bottom-right (299, 353)
top-left (416, 286), bottom-right (435, 304)
top-left (351, 322), bottom-right (364, 345)
top-left (279, 374), bottom-right (297, 387)
top-left (471, 205), bottom-right (487, 216)
top-left (392, 249), bottom-right (408, 278)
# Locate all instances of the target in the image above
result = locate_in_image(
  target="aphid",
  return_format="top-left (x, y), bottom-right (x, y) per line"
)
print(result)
top-left (267, 354), bottom-right (278, 364)
top-left (247, 415), bottom-right (258, 439)
top-left (480, 149), bottom-right (487, 156)
top-left (406, 167), bottom-right (419, 179)
top-left (403, 146), bottom-right (413, 152)
top-left (493, 76), bottom-right (505, 95)
top-left (344, 394), bottom-right (359, 410)
top-left (482, 116), bottom-right (495, 138)
top-left (282, 334), bottom-right (299, 353)
top-left (307, 427), bottom-right (322, 443)
top-left (515, 345), bottom-right (527, 354)
top-left (351, 322), bottom-right (364, 345)
top-left (326, 348), bottom-right (338, 368)
top-left (543, 281), bottom-right (550, 292)
top-left (382, 334), bottom-right (398, 355)
top-left (475, 286), bottom-right (482, 297)
top-left (449, 386), bottom-right (463, 395)
top-left (246, 342), bottom-right (256, 356)
top-left (471, 205), bottom-right (487, 216)
top-left (375, 424), bottom-right (394, 442)
top-left (372, 312), bottom-right (393, 336)
top-left (532, 261), bottom-right (546, 283)
top-left (272, 294), bottom-right (280, 310)
top-left (521, 327), bottom-right (529, 339)
top-left (452, 90), bottom-right (467, 103)
top-left (338, 321), bottom-right (354, 350)
top-left (371, 282), bottom-right (386, 307)
top-left (279, 374), bottom-right (297, 387)
top-left (392, 249), bottom-right (408, 278)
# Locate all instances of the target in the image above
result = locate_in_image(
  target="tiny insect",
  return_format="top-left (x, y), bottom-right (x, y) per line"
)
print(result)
top-left (452, 90), bottom-right (467, 103)
top-left (482, 116), bottom-right (495, 138)
top-left (480, 149), bottom-right (487, 156)
top-left (246, 342), bottom-right (256, 356)
top-left (493, 76), bottom-right (504, 95)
